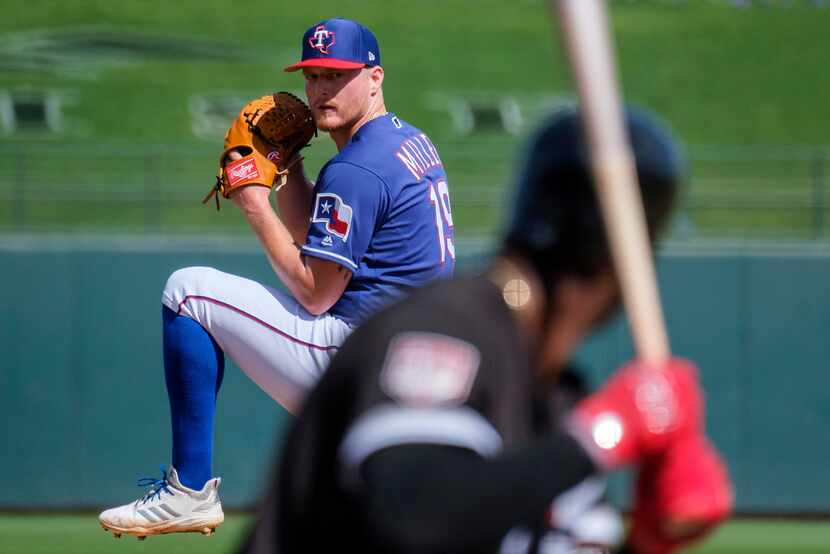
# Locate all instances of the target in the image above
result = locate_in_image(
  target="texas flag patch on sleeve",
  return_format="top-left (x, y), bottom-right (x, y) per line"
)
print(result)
top-left (312, 192), bottom-right (353, 241)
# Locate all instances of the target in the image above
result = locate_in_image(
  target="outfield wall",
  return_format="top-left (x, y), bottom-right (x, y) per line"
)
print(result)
top-left (1, 236), bottom-right (828, 512)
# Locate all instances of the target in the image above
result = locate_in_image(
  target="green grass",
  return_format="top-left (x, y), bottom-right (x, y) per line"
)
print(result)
top-left (1, 0), bottom-right (828, 145)
top-left (0, 514), bottom-right (249, 554)
top-left (688, 519), bottom-right (830, 554)
top-left (0, 515), bottom-right (828, 554)
top-left (1, 1), bottom-right (829, 236)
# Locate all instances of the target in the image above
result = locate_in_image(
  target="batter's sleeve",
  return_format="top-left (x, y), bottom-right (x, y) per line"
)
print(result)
top-left (334, 331), bottom-right (599, 552)
top-left (302, 162), bottom-right (389, 272)
top-left (337, 331), bottom-right (503, 474)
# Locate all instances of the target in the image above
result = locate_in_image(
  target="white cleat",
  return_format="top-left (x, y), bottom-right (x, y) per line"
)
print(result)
top-left (99, 466), bottom-right (223, 538)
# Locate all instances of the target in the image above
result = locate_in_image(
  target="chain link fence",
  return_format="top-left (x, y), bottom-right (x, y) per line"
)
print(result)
top-left (1, 142), bottom-right (828, 240)
top-left (681, 146), bottom-right (830, 239)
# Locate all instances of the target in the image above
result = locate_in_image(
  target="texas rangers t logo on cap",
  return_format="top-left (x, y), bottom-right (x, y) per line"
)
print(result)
top-left (312, 192), bottom-right (353, 241)
top-left (284, 18), bottom-right (381, 72)
top-left (309, 25), bottom-right (335, 54)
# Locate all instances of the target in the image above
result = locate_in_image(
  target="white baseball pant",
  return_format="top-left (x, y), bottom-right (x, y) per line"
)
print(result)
top-left (161, 266), bottom-right (353, 414)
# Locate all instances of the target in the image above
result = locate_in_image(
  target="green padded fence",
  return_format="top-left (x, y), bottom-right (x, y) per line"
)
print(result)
top-left (1, 237), bottom-right (828, 512)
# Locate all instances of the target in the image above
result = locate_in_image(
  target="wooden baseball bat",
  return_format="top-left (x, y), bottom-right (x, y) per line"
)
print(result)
top-left (552, 0), bottom-right (670, 364)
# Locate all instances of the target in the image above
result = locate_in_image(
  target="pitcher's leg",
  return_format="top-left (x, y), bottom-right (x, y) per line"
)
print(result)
top-left (162, 266), bottom-right (350, 413)
top-left (101, 266), bottom-right (352, 538)
top-left (99, 298), bottom-right (227, 538)
top-left (162, 306), bottom-right (225, 490)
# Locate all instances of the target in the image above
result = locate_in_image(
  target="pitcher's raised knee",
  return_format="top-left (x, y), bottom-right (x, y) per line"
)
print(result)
top-left (162, 266), bottom-right (219, 314)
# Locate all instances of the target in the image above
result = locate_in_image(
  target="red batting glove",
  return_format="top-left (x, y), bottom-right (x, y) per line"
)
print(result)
top-left (627, 433), bottom-right (733, 554)
top-left (568, 358), bottom-right (703, 470)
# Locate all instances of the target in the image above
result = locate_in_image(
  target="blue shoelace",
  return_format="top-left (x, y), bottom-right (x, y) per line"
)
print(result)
top-left (135, 466), bottom-right (173, 505)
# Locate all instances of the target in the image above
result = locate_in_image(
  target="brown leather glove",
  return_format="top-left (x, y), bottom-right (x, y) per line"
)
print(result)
top-left (202, 92), bottom-right (315, 210)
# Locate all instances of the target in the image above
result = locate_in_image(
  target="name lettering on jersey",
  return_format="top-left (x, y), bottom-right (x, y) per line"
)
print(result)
top-left (225, 157), bottom-right (260, 186)
top-left (309, 25), bottom-right (336, 54)
top-left (380, 332), bottom-right (481, 407)
top-left (395, 134), bottom-right (444, 180)
top-left (312, 192), bottom-right (353, 241)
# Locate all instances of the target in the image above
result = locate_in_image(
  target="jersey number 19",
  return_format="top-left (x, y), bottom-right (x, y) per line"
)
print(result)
top-left (428, 179), bottom-right (455, 263)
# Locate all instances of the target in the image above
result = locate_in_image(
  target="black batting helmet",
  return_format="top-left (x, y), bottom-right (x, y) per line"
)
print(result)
top-left (503, 106), bottom-right (683, 283)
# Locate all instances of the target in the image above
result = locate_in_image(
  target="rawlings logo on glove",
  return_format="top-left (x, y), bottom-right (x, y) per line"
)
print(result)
top-left (226, 158), bottom-right (260, 186)
top-left (202, 92), bottom-right (316, 210)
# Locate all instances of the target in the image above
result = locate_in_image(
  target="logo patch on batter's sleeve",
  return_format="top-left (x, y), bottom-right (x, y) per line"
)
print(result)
top-left (312, 192), bottom-right (353, 241)
top-left (380, 332), bottom-right (481, 407)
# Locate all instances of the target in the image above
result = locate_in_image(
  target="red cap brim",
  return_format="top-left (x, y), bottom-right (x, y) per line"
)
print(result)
top-left (284, 58), bottom-right (366, 72)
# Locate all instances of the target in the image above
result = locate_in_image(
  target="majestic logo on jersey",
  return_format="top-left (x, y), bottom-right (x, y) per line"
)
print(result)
top-left (380, 332), bottom-right (481, 407)
top-left (225, 158), bottom-right (259, 186)
top-left (312, 192), bottom-right (353, 241)
top-left (309, 25), bottom-right (336, 54)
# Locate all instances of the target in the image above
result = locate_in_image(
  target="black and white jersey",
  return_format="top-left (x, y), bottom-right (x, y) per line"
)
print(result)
top-left (241, 276), bottom-right (620, 554)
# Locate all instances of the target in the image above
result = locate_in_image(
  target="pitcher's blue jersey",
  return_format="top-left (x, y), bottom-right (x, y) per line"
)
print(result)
top-left (302, 114), bottom-right (455, 326)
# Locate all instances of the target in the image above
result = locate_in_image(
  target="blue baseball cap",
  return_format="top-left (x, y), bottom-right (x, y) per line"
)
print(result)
top-left (284, 18), bottom-right (381, 72)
